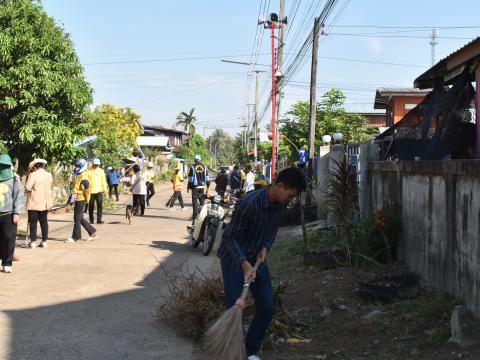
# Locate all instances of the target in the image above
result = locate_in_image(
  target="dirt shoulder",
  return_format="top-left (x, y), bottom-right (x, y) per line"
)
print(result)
top-left (261, 227), bottom-right (480, 360)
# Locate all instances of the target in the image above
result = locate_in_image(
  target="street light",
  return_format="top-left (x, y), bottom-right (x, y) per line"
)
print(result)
top-left (258, 12), bottom-right (287, 181)
top-left (220, 59), bottom-right (266, 164)
top-left (333, 132), bottom-right (343, 142)
top-left (322, 135), bottom-right (332, 144)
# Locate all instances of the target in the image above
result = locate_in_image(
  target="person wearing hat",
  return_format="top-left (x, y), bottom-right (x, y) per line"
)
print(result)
top-left (169, 162), bottom-right (185, 211)
top-left (130, 164), bottom-right (147, 216)
top-left (0, 154), bottom-right (24, 273)
top-left (106, 167), bottom-right (120, 201)
top-left (187, 154), bottom-right (209, 222)
top-left (87, 158), bottom-right (108, 224)
top-left (67, 159), bottom-right (97, 242)
top-left (25, 158), bottom-right (53, 248)
top-left (145, 162), bottom-right (156, 207)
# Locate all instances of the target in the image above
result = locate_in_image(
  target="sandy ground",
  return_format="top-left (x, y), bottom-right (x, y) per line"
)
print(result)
top-left (0, 183), bottom-right (215, 360)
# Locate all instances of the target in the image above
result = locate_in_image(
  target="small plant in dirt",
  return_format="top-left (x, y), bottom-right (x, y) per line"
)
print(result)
top-left (321, 157), bottom-right (402, 271)
top-left (352, 205), bottom-right (401, 267)
top-left (323, 157), bottom-right (358, 267)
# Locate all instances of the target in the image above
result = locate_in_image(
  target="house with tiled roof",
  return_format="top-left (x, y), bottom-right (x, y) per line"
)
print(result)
top-left (374, 87), bottom-right (431, 126)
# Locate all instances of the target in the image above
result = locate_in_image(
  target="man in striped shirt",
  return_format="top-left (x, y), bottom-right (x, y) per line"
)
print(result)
top-left (218, 167), bottom-right (307, 360)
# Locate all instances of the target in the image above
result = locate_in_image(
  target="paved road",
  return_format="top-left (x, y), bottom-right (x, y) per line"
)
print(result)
top-left (0, 184), bottom-right (214, 360)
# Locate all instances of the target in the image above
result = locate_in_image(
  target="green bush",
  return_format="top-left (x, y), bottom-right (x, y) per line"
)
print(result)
top-left (353, 205), bottom-right (402, 265)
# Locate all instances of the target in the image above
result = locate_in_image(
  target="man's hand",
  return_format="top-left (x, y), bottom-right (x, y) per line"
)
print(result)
top-left (12, 214), bottom-right (20, 225)
top-left (259, 247), bottom-right (268, 263)
top-left (241, 260), bottom-right (256, 283)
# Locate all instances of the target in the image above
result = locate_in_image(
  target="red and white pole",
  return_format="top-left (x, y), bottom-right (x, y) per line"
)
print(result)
top-left (271, 22), bottom-right (277, 181)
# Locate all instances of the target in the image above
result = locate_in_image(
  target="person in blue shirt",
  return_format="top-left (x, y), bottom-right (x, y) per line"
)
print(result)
top-left (218, 167), bottom-right (307, 360)
top-left (229, 165), bottom-right (241, 195)
top-left (106, 167), bottom-right (120, 201)
top-left (187, 155), bottom-right (209, 222)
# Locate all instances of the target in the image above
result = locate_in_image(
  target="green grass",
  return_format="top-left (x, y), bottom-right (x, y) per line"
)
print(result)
top-left (269, 237), bottom-right (304, 272)
top-left (377, 293), bottom-right (458, 345)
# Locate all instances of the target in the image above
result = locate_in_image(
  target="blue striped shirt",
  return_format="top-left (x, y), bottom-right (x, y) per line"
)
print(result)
top-left (218, 187), bottom-right (287, 266)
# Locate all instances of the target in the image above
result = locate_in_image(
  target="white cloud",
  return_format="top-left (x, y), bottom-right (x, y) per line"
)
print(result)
top-left (367, 38), bottom-right (382, 57)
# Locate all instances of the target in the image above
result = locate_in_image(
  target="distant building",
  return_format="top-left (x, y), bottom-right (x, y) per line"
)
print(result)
top-left (374, 88), bottom-right (431, 127)
top-left (345, 105), bottom-right (387, 128)
top-left (141, 125), bottom-right (189, 153)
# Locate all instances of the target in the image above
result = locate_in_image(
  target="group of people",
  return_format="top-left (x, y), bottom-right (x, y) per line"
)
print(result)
top-left (0, 155), bottom-right (161, 273)
top-left (0, 148), bottom-right (308, 360)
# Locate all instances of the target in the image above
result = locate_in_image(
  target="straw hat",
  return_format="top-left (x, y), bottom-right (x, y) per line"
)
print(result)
top-left (28, 158), bottom-right (47, 170)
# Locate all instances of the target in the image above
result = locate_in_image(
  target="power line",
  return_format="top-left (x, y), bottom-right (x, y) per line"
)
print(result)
top-left (326, 32), bottom-right (474, 40)
top-left (324, 24), bottom-right (480, 29)
top-left (84, 53), bottom-right (267, 66)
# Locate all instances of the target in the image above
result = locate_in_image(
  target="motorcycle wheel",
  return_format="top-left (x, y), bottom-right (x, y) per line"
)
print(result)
top-left (202, 224), bottom-right (217, 256)
top-left (190, 225), bottom-right (200, 248)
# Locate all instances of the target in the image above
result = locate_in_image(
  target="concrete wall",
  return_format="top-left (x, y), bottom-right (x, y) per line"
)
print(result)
top-left (367, 160), bottom-right (480, 314)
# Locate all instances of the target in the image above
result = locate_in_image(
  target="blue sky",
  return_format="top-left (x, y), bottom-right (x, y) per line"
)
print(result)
top-left (42, 0), bottom-right (480, 137)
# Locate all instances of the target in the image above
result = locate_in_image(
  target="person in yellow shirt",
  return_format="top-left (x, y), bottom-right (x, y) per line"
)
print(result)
top-left (168, 162), bottom-right (185, 211)
top-left (240, 168), bottom-right (246, 189)
top-left (66, 159), bottom-right (97, 242)
top-left (88, 158), bottom-right (108, 224)
top-left (145, 162), bottom-right (156, 206)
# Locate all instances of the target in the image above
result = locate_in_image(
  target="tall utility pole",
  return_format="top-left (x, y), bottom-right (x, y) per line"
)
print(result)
top-left (253, 70), bottom-right (264, 164)
top-left (275, 0), bottom-right (285, 169)
top-left (308, 17), bottom-right (321, 181)
top-left (259, 13), bottom-right (287, 182)
top-left (239, 117), bottom-right (246, 147)
top-left (219, 59), bottom-right (266, 164)
top-left (246, 103), bottom-right (252, 153)
top-left (429, 29), bottom-right (439, 66)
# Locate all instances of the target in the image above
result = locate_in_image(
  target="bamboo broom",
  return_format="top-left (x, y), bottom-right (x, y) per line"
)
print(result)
top-left (204, 257), bottom-right (262, 360)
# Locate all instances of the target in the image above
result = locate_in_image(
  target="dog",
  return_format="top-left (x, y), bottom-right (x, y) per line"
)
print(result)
top-left (126, 205), bottom-right (136, 225)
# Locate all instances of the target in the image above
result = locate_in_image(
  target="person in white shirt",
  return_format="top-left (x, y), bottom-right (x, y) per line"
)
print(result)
top-left (130, 164), bottom-right (147, 216)
top-left (244, 166), bottom-right (256, 193)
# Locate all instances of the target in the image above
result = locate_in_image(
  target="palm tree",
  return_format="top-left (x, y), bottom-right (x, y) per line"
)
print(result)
top-left (175, 108), bottom-right (197, 143)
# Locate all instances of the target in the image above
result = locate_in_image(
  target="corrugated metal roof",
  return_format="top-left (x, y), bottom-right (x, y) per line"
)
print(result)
top-left (142, 124), bottom-right (188, 135)
top-left (376, 87), bottom-right (431, 96)
top-left (344, 104), bottom-right (385, 114)
top-left (414, 37), bottom-right (480, 89)
top-left (436, 37), bottom-right (480, 67)
top-left (136, 136), bottom-right (171, 148)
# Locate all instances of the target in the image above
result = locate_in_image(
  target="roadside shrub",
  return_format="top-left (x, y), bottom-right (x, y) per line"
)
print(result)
top-left (353, 205), bottom-right (401, 266)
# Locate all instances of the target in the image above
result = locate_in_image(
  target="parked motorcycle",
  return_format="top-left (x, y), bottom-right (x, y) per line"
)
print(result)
top-left (189, 194), bottom-right (230, 256)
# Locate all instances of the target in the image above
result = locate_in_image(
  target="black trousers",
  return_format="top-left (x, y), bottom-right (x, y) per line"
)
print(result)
top-left (170, 191), bottom-right (184, 208)
top-left (89, 192), bottom-right (103, 223)
top-left (191, 187), bottom-right (205, 220)
top-left (146, 182), bottom-right (155, 205)
top-left (133, 194), bottom-right (145, 215)
top-left (109, 184), bottom-right (119, 200)
top-left (72, 200), bottom-right (96, 240)
top-left (0, 214), bottom-right (17, 266)
top-left (28, 210), bottom-right (48, 242)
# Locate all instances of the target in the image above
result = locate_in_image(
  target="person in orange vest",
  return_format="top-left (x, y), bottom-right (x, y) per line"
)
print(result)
top-left (169, 162), bottom-right (185, 211)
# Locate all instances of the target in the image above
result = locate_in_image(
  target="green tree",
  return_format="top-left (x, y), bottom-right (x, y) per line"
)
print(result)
top-left (280, 89), bottom-right (371, 161)
top-left (174, 108), bottom-right (196, 143)
top-left (0, 0), bottom-right (93, 170)
top-left (177, 133), bottom-right (209, 165)
top-left (88, 104), bottom-right (142, 168)
top-left (206, 129), bottom-right (235, 167)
